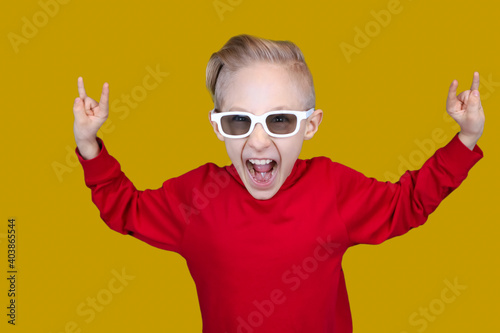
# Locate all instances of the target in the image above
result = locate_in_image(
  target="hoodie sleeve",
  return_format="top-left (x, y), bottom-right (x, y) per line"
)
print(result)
top-left (334, 132), bottom-right (483, 246)
top-left (75, 137), bottom-right (189, 255)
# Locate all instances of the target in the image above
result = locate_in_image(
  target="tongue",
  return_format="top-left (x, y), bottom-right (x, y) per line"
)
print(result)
top-left (255, 172), bottom-right (271, 182)
top-left (253, 163), bottom-right (273, 173)
top-left (250, 161), bottom-right (275, 183)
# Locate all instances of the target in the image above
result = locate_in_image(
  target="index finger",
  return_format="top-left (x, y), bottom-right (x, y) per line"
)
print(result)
top-left (470, 71), bottom-right (480, 91)
top-left (77, 76), bottom-right (87, 99)
top-left (447, 79), bottom-right (458, 102)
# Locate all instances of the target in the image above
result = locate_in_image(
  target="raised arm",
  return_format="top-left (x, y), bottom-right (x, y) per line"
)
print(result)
top-left (335, 133), bottom-right (483, 246)
top-left (336, 72), bottom-right (485, 246)
top-left (73, 77), bottom-right (189, 255)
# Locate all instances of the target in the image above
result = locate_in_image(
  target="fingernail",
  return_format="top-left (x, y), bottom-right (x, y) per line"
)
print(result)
top-left (473, 90), bottom-right (479, 97)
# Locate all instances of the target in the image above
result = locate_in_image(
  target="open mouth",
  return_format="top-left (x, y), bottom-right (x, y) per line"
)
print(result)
top-left (246, 159), bottom-right (278, 185)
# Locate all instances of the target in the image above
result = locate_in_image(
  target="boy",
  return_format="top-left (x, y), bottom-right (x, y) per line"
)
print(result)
top-left (73, 34), bottom-right (484, 332)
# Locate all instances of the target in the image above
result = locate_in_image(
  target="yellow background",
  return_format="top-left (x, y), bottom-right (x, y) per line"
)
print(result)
top-left (1, 0), bottom-right (498, 332)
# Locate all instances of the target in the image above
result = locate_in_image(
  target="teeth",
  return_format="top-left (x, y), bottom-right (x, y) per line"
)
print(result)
top-left (249, 159), bottom-right (273, 165)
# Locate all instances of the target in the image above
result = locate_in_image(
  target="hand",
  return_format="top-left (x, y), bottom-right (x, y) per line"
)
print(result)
top-left (446, 72), bottom-right (485, 148)
top-left (73, 77), bottom-right (109, 144)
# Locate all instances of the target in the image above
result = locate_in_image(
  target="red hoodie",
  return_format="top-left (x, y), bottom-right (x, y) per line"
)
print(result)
top-left (75, 132), bottom-right (483, 332)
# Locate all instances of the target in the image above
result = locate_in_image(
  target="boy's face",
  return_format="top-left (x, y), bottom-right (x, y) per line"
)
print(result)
top-left (210, 62), bottom-right (323, 200)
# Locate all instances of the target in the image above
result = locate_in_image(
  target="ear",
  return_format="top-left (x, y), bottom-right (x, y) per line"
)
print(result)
top-left (208, 110), bottom-right (225, 141)
top-left (304, 109), bottom-right (323, 140)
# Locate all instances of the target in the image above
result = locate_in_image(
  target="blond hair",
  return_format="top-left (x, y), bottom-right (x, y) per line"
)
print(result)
top-left (206, 34), bottom-right (315, 111)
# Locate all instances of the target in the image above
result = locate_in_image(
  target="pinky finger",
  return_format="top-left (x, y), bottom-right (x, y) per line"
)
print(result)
top-left (99, 82), bottom-right (109, 114)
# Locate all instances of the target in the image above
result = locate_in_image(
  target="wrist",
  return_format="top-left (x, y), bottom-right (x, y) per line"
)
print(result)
top-left (75, 133), bottom-right (98, 146)
top-left (458, 132), bottom-right (479, 151)
top-left (77, 139), bottom-right (101, 160)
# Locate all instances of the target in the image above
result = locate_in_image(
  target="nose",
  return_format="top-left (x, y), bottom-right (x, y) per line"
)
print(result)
top-left (246, 123), bottom-right (272, 150)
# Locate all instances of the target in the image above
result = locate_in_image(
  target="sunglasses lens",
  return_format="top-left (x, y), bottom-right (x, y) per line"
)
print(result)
top-left (266, 114), bottom-right (298, 135)
top-left (221, 114), bottom-right (252, 136)
top-left (218, 113), bottom-right (300, 137)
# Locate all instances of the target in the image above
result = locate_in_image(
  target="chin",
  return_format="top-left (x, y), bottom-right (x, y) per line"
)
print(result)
top-left (248, 191), bottom-right (274, 200)
top-left (246, 186), bottom-right (280, 200)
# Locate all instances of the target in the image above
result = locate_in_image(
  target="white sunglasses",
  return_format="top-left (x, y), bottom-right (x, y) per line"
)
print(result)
top-left (210, 108), bottom-right (315, 139)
